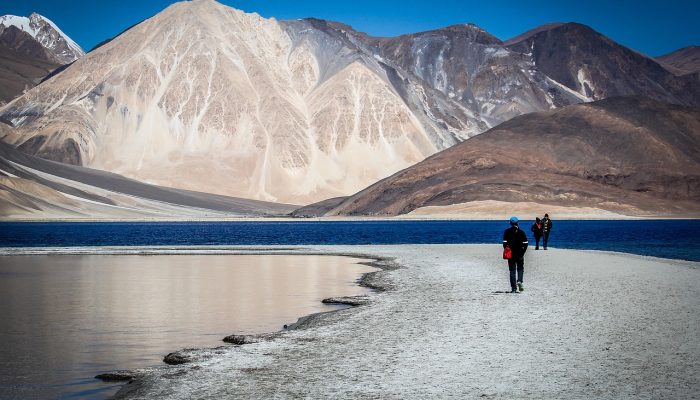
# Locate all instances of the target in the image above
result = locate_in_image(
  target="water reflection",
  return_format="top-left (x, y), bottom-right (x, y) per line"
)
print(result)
top-left (0, 254), bottom-right (375, 399)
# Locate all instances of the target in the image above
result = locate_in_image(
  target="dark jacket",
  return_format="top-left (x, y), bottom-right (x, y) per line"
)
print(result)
top-left (531, 222), bottom-right (543, 237)
top-left (503, 226), bottom-right (529, 258)
top-left (542, 217), bottom-right (552, 232)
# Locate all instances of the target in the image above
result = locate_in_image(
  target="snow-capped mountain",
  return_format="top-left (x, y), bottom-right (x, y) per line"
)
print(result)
top-left (0, 13), bottom-right (84, 105)
top-left (0, 0), bottom-right (438, 204)
top-left (0, 13), bottom-right (84, 64)
top-left (0, 0), bottom-right (696, 205)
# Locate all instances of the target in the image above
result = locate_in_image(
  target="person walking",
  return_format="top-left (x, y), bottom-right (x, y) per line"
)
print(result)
top-left (531, 217), bottom-right (543, 250)
top-left (503, 216), bottom-right (528, 293)
top-left (542, 213), bottom-right (553, 250)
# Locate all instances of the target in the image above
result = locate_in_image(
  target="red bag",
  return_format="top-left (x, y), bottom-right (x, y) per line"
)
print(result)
top-left (503, 247), bottom-right (512, 260)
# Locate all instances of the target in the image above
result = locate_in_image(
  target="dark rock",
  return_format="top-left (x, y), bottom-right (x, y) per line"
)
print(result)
top-left (223, 334), bottom-right (258, 345)
top-left (95, 371), bottom-right (134, 381)
top-left (321, 296), bottom-right (370, 306)
top-left (163, 352), bottom-right (191, 365)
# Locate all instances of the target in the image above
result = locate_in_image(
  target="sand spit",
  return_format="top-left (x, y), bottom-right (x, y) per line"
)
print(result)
top-left (31, 244), bottom-right (693, 399)
top-left (404, 201), bottom-right (635, 220)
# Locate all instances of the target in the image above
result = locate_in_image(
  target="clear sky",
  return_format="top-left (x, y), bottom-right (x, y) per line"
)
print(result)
top-left (2, 0), bottom-right (698, 56)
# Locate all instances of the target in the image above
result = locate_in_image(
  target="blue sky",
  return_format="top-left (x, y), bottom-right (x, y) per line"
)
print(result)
top-left (3, 0), bottom-right (698, 56)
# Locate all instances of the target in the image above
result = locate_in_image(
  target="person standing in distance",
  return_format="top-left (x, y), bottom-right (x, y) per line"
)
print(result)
top-left (503, 216), bottom-right (528, 293)
top-left (542, 213), bottom-right (553, 250)
top-left (531, 217), bottom-right (543, 250)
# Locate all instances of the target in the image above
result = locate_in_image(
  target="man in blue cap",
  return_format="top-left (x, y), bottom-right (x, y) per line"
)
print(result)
top-left (502, 216), bottom-right (529, 293)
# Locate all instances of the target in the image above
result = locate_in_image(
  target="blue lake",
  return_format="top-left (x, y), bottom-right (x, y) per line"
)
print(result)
top-left (0, 220), bottom-right (698, 262)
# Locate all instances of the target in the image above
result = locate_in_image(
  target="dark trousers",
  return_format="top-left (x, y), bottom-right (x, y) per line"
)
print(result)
top-left (508, 257), bottom-right (524, 289)
top-left (534, 235), bottom-right (542, 249)
top-left (543, 232), bottom-right (550, 249)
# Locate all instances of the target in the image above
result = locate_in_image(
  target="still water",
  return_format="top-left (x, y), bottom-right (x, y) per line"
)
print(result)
top-left (0, 254), bottom-right (375, 399)
top-left (1, 220), bottom-right (698, 261)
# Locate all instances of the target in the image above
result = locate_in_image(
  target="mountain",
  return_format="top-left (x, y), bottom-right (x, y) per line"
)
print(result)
top-left (0, 13), bottom-right (84, 64)
top-left (502, 23), bottom-right (564, 46)
top-left (0, 141), bottom-right (296, 219)
top-left (316, 97), bottom-right (700, 217)
top-left (505, 23), bottom-right (700, 106)
top-left (656, 46), bottom-right (700, 76)
top-left (0, 13), bottom-right (84, 105)
top-left (1, 1), bottom-right (697, 206)
top-left (287, 19), bottom-right (588, 139)
top-left (0, 26), bottom-right (61, 105)
top-left (0, 0), bottom-right (451, 205)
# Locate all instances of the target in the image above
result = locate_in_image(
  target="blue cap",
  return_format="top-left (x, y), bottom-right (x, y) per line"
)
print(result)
top-left (510, 216), bottom-right (519, 223)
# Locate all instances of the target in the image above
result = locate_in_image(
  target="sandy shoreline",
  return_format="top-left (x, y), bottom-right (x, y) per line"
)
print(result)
top-left (3, 216), bottom-right (699, 222)
top-left (3, 245), bottom-right (699, 398)
top-left (3, 212), bottom-right (700, 222)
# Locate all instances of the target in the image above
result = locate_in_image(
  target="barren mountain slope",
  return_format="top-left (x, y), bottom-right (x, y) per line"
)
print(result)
top-left (0, 13), bottom-right (84, 105)
top-left (0, 13), bottom-right (84, 64)
top-left (323, 97), bottom-right (700, 217)
top-left (506, 23), bottom-right (700, 106)
top-left (288, 19), bottom-right (588, 137)
top-left (2, 1), bottom-right (698, 207)
top-left (0, 141), bottom-right (296, 219)
top-left (0, 0), bottom-right (440, 204)
top-left (0, 27), bottom-right (62, 105)
top-left (656, 46), bottom-right (700, 76)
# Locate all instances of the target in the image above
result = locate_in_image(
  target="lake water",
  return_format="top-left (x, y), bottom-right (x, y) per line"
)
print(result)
top-left (0, 219), bottom-right (698, 261)
top-left (0, 254), bottom-right (375, 399)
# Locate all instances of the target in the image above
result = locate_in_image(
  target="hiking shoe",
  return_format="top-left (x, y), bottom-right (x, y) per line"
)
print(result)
top-left (511, 288), bottom-right (518, 293)
top-left (517, 282), bottom-right (524, 292)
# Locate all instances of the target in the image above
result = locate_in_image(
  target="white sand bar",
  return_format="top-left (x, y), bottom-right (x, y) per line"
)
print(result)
top-left (99, 245), bottom-right (699, 398)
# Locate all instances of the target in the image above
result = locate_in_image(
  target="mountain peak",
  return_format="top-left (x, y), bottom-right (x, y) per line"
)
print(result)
top-left (656, 45), bottom-right (700, 75)
top-left (0, 12), bottom-right (84, 63)
top-left (402, 23), bottom-right (502, 45)
top-left (503, 22), bottom-right (616, 46)
top-left (504, 22), bottom-right (569, 45)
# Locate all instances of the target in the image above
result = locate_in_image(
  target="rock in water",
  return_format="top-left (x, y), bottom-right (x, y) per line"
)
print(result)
top-left (163, 352), bottom-right (191, 365)
top-left (321, 296), bottom-right (370, 306)
top-left (94, 371), bottom-right (135, 382)
top-left (223, 334), bottom-right (263, 345)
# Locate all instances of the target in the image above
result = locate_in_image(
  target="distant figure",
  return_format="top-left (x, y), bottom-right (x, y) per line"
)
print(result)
top-left (531, 217), bottom-right (543, 250)
top-left (542, 213), bottom-right (553, 250)
top-left (503, 216), bottom-right (528, 293)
